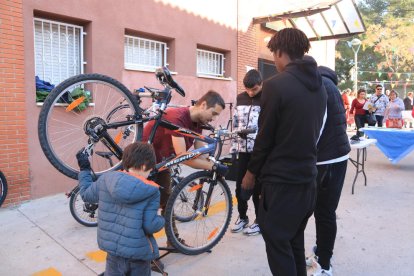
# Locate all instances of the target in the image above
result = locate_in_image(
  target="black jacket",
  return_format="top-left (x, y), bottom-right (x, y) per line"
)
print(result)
top-left (317, 66), bottom-right (351, 162)
top-left (403, 97), bottom-right (413, 111)
top-left (248, 57), bottom-right (327, 185)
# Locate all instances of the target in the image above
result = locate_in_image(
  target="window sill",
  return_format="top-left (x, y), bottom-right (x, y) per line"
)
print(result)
top-left (125, 66), bottom-right (177, 75)
top-left (196, 74), bottom-right (232, 81)
top-left (36, 102), bottom-right (95, 107)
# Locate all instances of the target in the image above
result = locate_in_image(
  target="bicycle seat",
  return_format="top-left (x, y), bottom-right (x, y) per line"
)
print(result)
top-left (155, 67), bottom-right (186, 97)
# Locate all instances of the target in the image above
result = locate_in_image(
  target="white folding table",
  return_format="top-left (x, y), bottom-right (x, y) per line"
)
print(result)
top-left (349, 138), bottom-right (377, 194)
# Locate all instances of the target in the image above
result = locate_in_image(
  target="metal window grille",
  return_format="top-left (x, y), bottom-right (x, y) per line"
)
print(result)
top-left (34, 18), bottom-right (84, 86)
top-left (124, 36), bottom-right (168, 71)
top-left (197, 49), bottom-right (225, 77)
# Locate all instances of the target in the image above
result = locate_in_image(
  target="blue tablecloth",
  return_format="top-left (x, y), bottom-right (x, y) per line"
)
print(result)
top-left (361, 127), bottom-right (414, 164)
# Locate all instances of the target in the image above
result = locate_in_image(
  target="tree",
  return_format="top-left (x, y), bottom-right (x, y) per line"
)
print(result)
top-left (336, 0), bottom-right (414, 93)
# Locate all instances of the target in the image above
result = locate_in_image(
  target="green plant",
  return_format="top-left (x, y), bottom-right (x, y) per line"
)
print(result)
top-left (69, 87), bottom-right (92, 112)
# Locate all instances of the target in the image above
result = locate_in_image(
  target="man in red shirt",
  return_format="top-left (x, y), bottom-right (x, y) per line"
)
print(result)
top-left (142, 90), bottom-right (226, 245)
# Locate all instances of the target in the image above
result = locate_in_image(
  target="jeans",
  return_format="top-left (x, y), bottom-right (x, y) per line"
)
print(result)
top-left (314, 160), bottom-right (348, 270)
top-left (105, 254), bottom-right (150, 276)
top-left (375, 115), bottom-right (384, 127)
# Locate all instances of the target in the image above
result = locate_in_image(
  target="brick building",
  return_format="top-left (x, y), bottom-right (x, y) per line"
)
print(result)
top-left (0, 0), bottom-right (364, 205)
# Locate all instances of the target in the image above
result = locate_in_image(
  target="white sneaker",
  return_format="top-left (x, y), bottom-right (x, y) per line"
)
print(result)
top-left (306, 246), bottom-right (318, 267)
top-left (243, 223), bottom-right (261, 236)
top-left (231, 217), bottom-right (249, 233)
top-left (306, 255), bottom-right (318, 267)
top-left (311, 262), bottom-right (333, 276)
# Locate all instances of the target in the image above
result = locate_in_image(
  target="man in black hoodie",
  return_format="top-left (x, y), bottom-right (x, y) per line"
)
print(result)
top-left (242, 28), bottom-right (327, 276)
top-left (305, 66), bottom-right (350, 276)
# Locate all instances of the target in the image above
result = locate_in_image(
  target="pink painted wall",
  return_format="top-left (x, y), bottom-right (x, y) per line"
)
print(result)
top-left (23, 0), bottom-right (237, 198)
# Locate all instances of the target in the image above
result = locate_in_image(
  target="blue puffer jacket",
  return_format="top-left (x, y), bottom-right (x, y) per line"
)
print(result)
top-left (78, 170), bottom-right (165, 261)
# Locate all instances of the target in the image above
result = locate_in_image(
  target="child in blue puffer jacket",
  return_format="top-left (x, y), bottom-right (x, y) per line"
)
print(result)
top-left (76, 142), bottom-right (165, 276)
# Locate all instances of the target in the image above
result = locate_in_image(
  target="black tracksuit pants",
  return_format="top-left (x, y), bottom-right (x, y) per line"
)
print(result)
top-left (258, 181), bottom-right (316, 276)
top-left (235, 152), bottom-right (261, 220)
top-left (314, 160), bottom-right (348, 270)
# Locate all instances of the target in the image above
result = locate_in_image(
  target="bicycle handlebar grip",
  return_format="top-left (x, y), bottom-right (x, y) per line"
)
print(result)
top-left (200, 123), bottom-right (215, 131)
top-left (237, 128), bottom-right (257, 135)
top-left (137, 92), bottom-right (153, 98)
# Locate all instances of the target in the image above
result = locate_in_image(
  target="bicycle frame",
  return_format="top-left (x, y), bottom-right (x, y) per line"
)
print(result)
top-left (86, 84), bottom-right (220, 175)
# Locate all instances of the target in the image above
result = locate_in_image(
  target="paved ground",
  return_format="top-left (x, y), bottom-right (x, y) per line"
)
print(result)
top-left (1, 137), bottom-right (414, 276)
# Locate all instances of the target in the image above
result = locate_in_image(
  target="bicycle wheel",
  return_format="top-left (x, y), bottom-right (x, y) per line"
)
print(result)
top-left (173, 178), bottom-right (205, 223)
top-left (0, 171), bottom-right (8, 207)
top-left (38, 74), bottom-right (143, 179)
top-left (165, 171), bottom-right (233, 255)
top-left (69, 186), bottom-right (98, 227)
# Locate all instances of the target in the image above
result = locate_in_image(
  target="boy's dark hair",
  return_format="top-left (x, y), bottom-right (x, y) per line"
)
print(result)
top-left (196, 90), bottom-right (225, 109)
top-left (375, 84), bottom-right (383, 89)
top-left (122, 142), bottom-right (156, 171)
top-left (243, 69), bottom-right (262, 89)
top-left (267, 28), bottom-right (310, 60)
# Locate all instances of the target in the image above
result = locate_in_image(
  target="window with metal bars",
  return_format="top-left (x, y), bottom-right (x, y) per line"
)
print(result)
top-left (196, 49), bottom-right (225, 77)
top-left (124, 35), bottom-right (168, 71)
top-left (34, 18), bottom-right (84, 87)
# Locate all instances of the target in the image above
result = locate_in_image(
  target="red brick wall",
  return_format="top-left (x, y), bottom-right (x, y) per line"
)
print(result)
top-left (237, 23), bottom-right (260, 92)
top-left (0, 0), bottom-right (31, 206)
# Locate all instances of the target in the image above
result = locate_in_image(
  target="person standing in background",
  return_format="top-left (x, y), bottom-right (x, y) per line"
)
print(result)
top-left (403, 92), bottom-right (413, 128)
top-left (385, 90), bottom-right (405, 128)
top-left (349, 89), bottom-right (368, 137)
top-left (230, 69), bottom-right (262, 236)
top-left (347, 89), bottom-right (356, 128)
top-left (341, 89), bottom-right (351, 125)
top-left (403, 92), bottom-right (413, 111)
top-left (369, 85), bottom-right (389, 127)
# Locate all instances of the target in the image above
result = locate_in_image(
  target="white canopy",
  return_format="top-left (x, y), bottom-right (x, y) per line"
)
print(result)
top-left (251, 0), bottom-right (365, 40)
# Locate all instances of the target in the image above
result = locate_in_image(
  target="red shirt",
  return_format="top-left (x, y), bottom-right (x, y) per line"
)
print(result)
top-left (342, 93), bottom-right (350, 110)
top-left (143, 107), bottom-right (202, 162)
top-left (350, 99), bottom-right (366, 115)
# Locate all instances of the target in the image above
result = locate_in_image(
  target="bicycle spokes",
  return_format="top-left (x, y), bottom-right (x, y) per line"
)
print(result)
top-left (165, 171), bottom-right (232, 254)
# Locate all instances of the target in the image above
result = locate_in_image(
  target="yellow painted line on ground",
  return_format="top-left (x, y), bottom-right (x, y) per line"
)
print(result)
top-left (153, 228), bottom-right (165, 239)
top-left (86, 250), bottom-right (107, 262)
top-left (85, 196), bottom-right (238, 263)
top-left (32, 267), bottom-right (62, 276)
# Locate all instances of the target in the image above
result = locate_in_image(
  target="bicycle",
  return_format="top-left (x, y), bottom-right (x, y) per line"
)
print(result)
top-left (66, 163), bottom-right (203, 227)
top-left (38, 67), bottom-right (239, 255)
top-left (0, 170), bottom-right (8, 207)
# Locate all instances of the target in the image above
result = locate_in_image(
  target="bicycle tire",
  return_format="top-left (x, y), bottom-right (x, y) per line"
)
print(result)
top-left (171, 169), bottom-right (205, 223)
top-left (38, 74), bottom-right (143, 180)
top-left (69, 186), bottom-right (98, 227)
top-left (0, 171), bottom-right (8, 207)
top-left (174, 181), bottom-right (205, 223)
top-left (164, 171), bottom-right (232, 255)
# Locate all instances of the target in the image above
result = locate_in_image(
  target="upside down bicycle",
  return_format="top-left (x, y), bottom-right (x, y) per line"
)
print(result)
top-left (38, 67), bottom-right (253, 255)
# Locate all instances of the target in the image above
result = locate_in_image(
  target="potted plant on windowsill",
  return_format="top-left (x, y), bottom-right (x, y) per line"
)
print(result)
top-left (67, 87), bottom-right (92, 112)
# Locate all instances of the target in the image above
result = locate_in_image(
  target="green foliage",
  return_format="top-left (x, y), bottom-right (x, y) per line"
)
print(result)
top-left (335, 0), bottom-right (414, 91)
top-left (69, 87), bottom-right (92, 112)
top-left (36, 90), bottom-right (50, 102)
